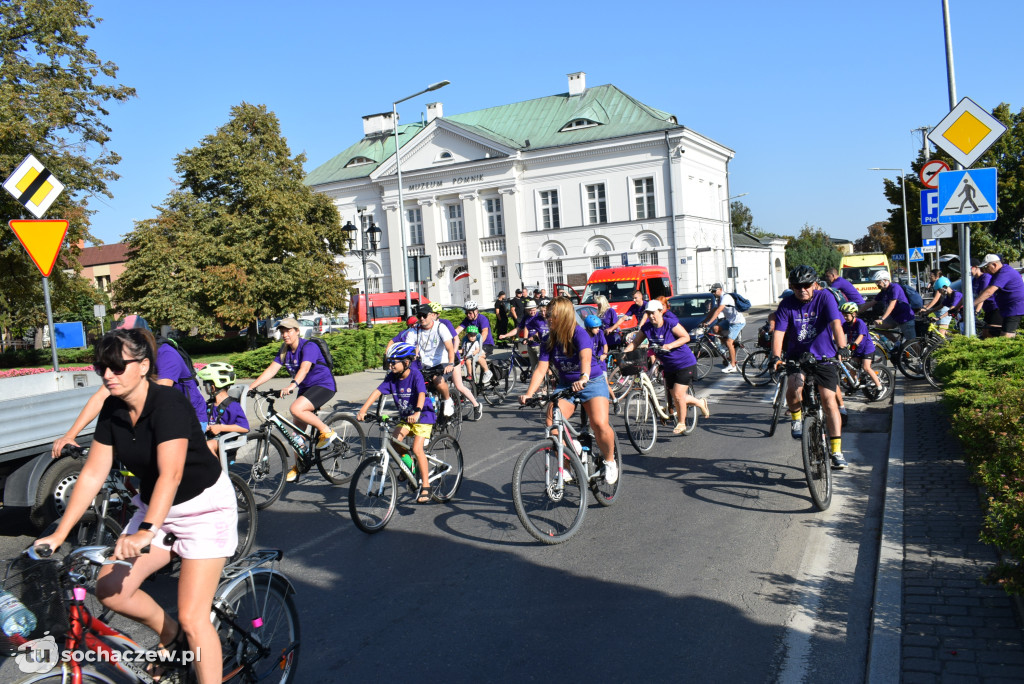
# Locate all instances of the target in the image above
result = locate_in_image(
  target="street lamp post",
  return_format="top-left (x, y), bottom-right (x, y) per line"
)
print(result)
top-left (870, 168), bottom-right (913, 290)
top-left (342, 219), bottom-right (382, 327)
top-left (724, 192), bottom-right (748, 294)
top-left (393, 80), bottom-right (451, 317)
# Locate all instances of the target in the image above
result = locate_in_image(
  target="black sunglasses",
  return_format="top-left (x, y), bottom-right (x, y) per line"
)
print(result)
top-left (95, 358), bottom-right (142, 377)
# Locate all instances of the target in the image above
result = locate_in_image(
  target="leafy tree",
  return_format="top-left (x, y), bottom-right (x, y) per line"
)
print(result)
top-left (731, 200), bottom-right (753, 233)
top-left (115, 103), bottom-right (352, 340)
top-left (0, 1), bottom-right (134, 346)
top-left (854, 221), bottom-right (896, 254)
top-left (784, 224), bottom-right (842, 277)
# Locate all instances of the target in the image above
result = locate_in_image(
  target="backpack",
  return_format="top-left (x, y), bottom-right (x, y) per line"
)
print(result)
top-left (823, 287), bottom-right (848, 307)
top-left (730, 292), bottom-right (752, 312)
top-left (279, 337), bottom-right (334, 373)
top-left (905, 287), bottom-right (924, 311)
top-left (155, 336), bottom-right (198, 383)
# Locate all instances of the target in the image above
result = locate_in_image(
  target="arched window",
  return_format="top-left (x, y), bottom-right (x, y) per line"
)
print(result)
top-left (560, 119), bottom-right (599, 131)
top-left (345, 156), bottom-right (374, 167)
top-left (435, 150), bottom-right (454, 163)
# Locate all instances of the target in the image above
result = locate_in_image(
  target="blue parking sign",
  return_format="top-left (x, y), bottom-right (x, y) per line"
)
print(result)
top-left (920, 189), bottom-right (938, 225)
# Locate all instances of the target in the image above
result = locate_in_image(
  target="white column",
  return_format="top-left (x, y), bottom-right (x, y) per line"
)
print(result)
top-left (419, 197), bottom-right (440, 303)
top-left (499, 187), bottom-right (523, 290)
top-left (461, 192), bottom-right (482, 303)
top-left (382, 203), bottom-right (402, 292)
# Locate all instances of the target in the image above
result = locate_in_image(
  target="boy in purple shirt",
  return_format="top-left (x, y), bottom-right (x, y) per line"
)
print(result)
top-left (974, 254), bottom-right (1024, 337)
top-left (872, 270), bottom-right (916, 346)
top-left (357, 342), bottom-right (437, 504)
top-left (198, 362), bottom-right (250, 458)
top-left (825, 268), bottom-right (866, 306)
top-left (772, 266), bottom-right (850, 468)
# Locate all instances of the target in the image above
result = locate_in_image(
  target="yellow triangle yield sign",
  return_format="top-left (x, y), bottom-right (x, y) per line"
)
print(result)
top-left (9, 219), bottom-right (69, 277)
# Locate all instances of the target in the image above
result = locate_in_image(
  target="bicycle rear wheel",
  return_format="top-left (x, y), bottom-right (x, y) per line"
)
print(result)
top-left (896, 337), bottom-right (927, 379)
top-left (801, 413), bottom-right (832, 511)
top-left (348, 457), bottom-right (399, 533)
top-left (693, 344), bottom-right (714, 380)
top-left (316, 412), bottom-right (365, 485)
top-left (922, 347), bottom-right (944, 390)
top-left (590, 432), bottom-right (623, 507)
top-left (624, 389), bottom-right (657, 454)
top-left (215, 572), bottom-right (300, 684)
top-left (436, 390), bottom-right (464, 440)
top-left (741, 350), bottom-right (773, 386)
top-left (862, 365), bottom-right (895, 402)
top-left (426, 435), bottom-right (464, 503)
top-left (512, 443), bottom-right (587, 544)
top-left (229, 473), bottom-right (258, 563)
top-left (768, 382), bottom-right (786, 437)
top-left (232, 432), bottom-right (288, 510)
top-left (480, 359), bottom-right (510, 406)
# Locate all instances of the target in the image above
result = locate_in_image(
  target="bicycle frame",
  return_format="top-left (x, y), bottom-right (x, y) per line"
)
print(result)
top-left (360, 415), bottom-right (454, 493)
top-left (252, 393), bottom-right (316, 461)
top-left (540, 393), bottom-right (600, 486)
top-left (629, 365), bottom-right (673, 421)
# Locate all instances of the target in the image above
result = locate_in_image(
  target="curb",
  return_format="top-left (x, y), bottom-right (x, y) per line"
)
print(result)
top-left (866, 380), bottom-right (904, 682)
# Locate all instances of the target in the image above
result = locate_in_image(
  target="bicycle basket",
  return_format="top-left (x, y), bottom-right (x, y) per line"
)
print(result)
top-left (1, 556), bottom-right (69, 656)
top-left (618, 349), bottom-right (646, 377)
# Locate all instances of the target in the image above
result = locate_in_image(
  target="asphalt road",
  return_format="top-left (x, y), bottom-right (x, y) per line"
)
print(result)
top-left (0, 312), bottom-right (894, 682)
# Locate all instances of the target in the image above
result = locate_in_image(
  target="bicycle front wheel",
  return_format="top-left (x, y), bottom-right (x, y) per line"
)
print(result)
top-left (348, 457), bottom-right (399, 533)
top-left (741, 350), bottom-right (773, 386)
top-left (801, 413), bottom-right (832, 511)
top-left (41, 513), bottom-right (122, 622)
top-left (768, 382), bottom-right (786, 437)
top-left (863, 364), bottom-right (895, 402)
top-left (512, 443), bottom-right (587, 544)
top-left (316, 412), bottom-right (365, 485)
top-left (897, 337), bottom-right (927, 380)
top-left (215, 572), bottom-right (300, 684)
top-left (426, 435), bottom-right (464, 502)
top-left (624, 389), bottom-right (657, 454)
top-left (480, 359), bottom-right (510, 406)
top-left (15, 668), bottom-right (114, 683)
top-left (679, 396), bottom-right (699, 436)
top-left (229, 473), bottom-right (258, 563)
top-left (590, 432), bottom-right (623, 507)
top-left (233, 431), bottom-right (288, 510)
top-left (921, 348), bottom-right (944, 390)
top-left (693, 344), bottom-right (714, 380)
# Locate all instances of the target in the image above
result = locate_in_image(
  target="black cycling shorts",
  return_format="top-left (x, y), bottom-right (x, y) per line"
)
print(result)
top-left (786, 360), bottom-right (839, 393)
top-left (297, 385), bottom-right (335, 411)
top-left (1003, 315), bottom-right (1021, 334)
top-left (422, 364), bottom-right (449, 383)
top-left (663, 364), bottom-right (696, 390)
top-left (483, 344), bottom-right (494, 355)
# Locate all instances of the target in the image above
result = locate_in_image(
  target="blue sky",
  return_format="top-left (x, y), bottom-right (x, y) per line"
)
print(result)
top-left (78, 0), bottom-right (1022, 247)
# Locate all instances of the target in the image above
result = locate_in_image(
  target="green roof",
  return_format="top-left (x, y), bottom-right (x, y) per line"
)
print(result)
top-left (305, 84), bottom-right (681, 187)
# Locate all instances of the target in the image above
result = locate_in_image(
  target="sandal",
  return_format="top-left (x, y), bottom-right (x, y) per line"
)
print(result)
top-left (416, 485), bottom-right (433, 504)
top-left (147, 624), bottom-right (190, 681)
top-left (697, 397), bottom-right (711, 419)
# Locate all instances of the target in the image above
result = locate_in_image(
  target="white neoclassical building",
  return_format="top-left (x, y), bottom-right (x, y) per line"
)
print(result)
top-left (305, 72), bottom-right (785, 307)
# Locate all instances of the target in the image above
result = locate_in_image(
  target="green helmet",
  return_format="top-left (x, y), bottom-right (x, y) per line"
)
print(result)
top-left (466, 325), bottom-right (480, 335)
top-left (839, 302), bottom-right (859, 315)
top-left (197, 362), bottom-right (235, 389)
top-left (429, 301), bottom-right (443, 314)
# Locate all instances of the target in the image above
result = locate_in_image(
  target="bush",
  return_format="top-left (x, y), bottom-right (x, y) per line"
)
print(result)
top-left (0, 346), bottom-right (99, 369)
top-left (936, 336), bottom-right (1024, 593)
top-left (228, 324), bottom-right (406, 378)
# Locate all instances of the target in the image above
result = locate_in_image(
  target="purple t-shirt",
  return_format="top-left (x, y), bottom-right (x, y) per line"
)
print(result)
top-left (207, 396), bottom-right (250, 431)
top-left (942, 290), bottom-right (963, 311)
top-left (156, 343), bottom-right (206, 425)
top-left (275, 339), bottom-right (337, 392)
top-left (377, 370), bottom-right (435, 425)
top-left (640, 311), bottom-right (697, 371)
top-left (988, 266), bottom-right (1024, 317)
top-left (589, 328), bottom-right (608, 377)
top-left (830, 277), bottom-right (865, 305)
top-left (459, 314), bottom-right (494, 345)
top-left (775, 290), bottom-right (843, 360)
top-left (539, 325), bottom-right (600, 383)
top-left (843, 318), bottom-right (875, 356)
top-left (876, 283), bottom-right (915, 324)
top-left (519, 313), bottom-right (550, 348)
top-left (973, 272), bottom-right (995, 312)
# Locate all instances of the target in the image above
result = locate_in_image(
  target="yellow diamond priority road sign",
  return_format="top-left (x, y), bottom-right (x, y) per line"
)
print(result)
top-left (3, 154), bottom-right (65, 218)
top-left (927, 97), bottom-right (1007, 169)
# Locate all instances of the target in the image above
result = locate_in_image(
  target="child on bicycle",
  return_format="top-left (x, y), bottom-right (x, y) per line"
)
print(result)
top-left (197, 362), bottom-right (250, 458)
top-left (460, 325), bottom-right (490, 383)
top-left (355, 343), bottom-right (436, 504)
top-left (840, 302), bottom-right (883, 393)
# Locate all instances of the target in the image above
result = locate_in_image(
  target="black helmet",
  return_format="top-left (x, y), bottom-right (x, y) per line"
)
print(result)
top-left (415, 303), bottom-right (434, 318)
top-left (788, 265), bottom-right (818, 287)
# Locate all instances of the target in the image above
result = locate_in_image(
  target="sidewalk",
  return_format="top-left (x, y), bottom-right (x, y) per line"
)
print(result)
top-left (871, 381), bottom-right (1024, 682)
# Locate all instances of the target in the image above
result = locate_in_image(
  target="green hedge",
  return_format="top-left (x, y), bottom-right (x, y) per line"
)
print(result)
top-left (935, 336), bottom-right (1024, 594)
top-left (0, 347), bottom-right (98, 368)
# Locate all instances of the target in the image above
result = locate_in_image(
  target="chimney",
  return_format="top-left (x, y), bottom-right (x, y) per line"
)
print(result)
top-left (426, 102), bottom-right (443, 122)
top-left (362, 111), bottom-right (395, 137)
top-left (568, 71), bottom-right (586, 96)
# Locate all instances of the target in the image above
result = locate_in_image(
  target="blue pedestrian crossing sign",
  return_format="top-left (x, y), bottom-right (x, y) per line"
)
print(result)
top-left (908, 248), bottom-right (925, 263)
top-left (938, 168), bottom-right (997, 223)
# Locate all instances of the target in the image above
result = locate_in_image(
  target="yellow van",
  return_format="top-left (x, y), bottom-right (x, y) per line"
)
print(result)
top-left (839, 253), bottom-right (890, 297)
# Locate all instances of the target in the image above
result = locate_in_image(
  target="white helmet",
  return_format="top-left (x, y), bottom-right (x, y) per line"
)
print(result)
top-left (463, 300), bottom-right (478, 311)
top-left (873, 270), bottom-right (892, 282)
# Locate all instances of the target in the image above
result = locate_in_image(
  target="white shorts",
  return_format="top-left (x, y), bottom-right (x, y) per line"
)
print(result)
top-left (125, 471), bottom-right (238, 560)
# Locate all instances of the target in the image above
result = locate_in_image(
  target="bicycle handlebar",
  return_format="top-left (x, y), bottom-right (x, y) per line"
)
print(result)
top-left (520, 386), bottom-right (580, 408)
top-left (61, 445), bottom-right (87, 459)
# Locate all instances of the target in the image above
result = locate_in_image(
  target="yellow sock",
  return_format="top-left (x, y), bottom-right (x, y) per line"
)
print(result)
top-left (830, 438), bottom-right (841, 453)
top-left (791, 410), bottom-right (802, 422)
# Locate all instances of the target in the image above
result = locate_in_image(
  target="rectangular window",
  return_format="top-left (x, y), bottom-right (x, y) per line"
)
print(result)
top-left (540, 190), bottom-right (560, 230)
top-left (491, 265), bottom-right (508, 298)
top-left (591, 255), bottom-right (610, 270)
top-left (639, 251), bottom-right (659, 266)
top-left (545, 259), bottom-right (563, 293)
top-left (446, 204), bottom-right (464, 241)
top-left (634, 178), bottom-right (656, 219)
top-left (484, 197), bottom-right (504, 236)
top-left (94, 275), bottom-right (111, 292)
top-left (407, 207), bottom-right (423, 245)
top-left (586, 183), bottom-right (607, 224)
top-left (368, 277), bottom-right (382, 294)
top-left (360, 213), bottom-right (375, 231)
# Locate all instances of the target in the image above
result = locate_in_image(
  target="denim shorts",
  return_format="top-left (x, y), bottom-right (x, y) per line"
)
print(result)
top-left (725, 320), bottom-right (746, 340)
top-left (556, 373), bottom-right (610, 403)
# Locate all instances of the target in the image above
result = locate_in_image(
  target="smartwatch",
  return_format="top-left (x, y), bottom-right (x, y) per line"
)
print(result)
top-left (137, 522), bottom-right (154, 532)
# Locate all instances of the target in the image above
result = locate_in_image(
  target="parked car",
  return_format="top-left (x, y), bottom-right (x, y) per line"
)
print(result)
top-left (325, 314), bottom-right (349, 333)
top-left (270, 317), bottom-right (318, 340)
top-left (668, 293), bottom-right (717, 331)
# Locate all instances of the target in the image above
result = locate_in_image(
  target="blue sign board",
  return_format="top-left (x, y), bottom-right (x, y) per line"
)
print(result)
top-left (621, 252), bottom-right (628, 266)
top-left (55, 321), bottom-right (86, 349)
top-left (938, 168), bottom-right (997, 223)
top-left (908, 248), bottom-right (925, 263)
top-left (920, 189), bottom-right (938, 225)
top-left (892, 254), bottom-right (905, 261)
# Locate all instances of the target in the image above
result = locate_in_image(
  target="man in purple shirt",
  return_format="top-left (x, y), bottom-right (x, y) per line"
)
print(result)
top-left (824, 268), bottom-right (866, 306)
top-left (974, 254), bottom-right (1024, 337)
top-left (970, 258), bottom-right (998, 336)
top-left (771, 265), bottom-right (850, 468)
top-left (872, 270), bottom-right (917, 345)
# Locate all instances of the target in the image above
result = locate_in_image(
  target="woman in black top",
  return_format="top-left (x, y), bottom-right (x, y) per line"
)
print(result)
top-left (36, 329), bottom-right (235, 684)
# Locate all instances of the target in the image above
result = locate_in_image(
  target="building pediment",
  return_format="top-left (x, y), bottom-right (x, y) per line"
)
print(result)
top-left (371, 120), bottom-right (515, 179)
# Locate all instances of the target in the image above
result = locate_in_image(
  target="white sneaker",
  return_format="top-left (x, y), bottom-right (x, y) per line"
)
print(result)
top-left (482, 370), bottom-right (493, 384)
top-left (831, 452), bottom-right (849, 469)
top-left (722, 364), bottom-right (737, 374)
top-left (791, 420), bottom-right (803, 439)
top-left (443, 399), bottom-right (454, 417)
top-left (560, 466), bottom-right (574, 483)
top-left (603, 459), bottom-right (619, 485)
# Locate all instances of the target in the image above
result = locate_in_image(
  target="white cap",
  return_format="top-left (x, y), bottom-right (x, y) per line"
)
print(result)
top-left (873, 270), bottom-right (891, 282)
top-left (980, 254), bottom-right (1001, 268)
top-left (525, 300), bottom-right (538, 309)
top-left (645, 300), bottom-right (664, 312)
